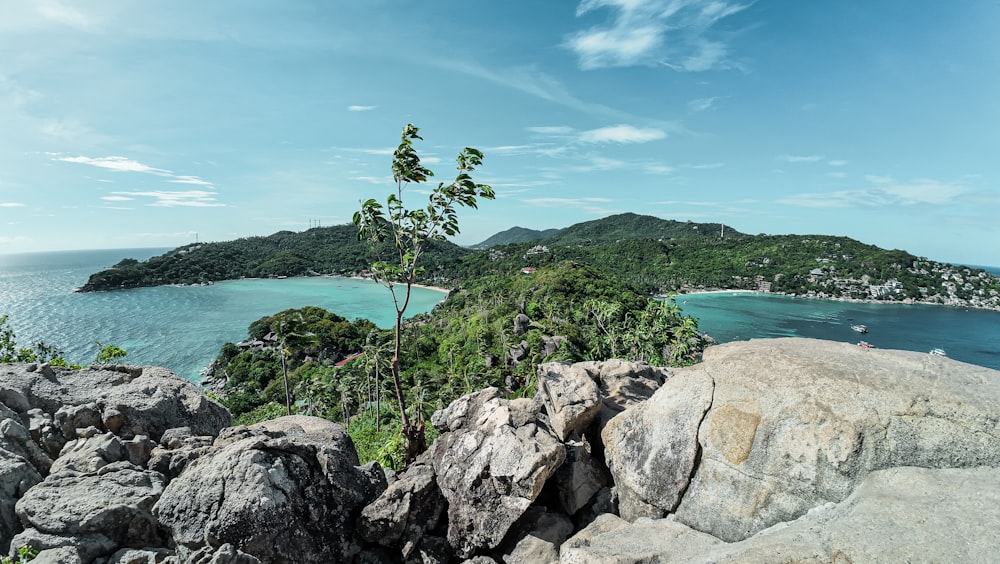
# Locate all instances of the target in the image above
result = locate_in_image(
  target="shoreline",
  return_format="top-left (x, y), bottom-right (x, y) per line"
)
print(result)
top-left (675, 289), bottom-right (1000, 313)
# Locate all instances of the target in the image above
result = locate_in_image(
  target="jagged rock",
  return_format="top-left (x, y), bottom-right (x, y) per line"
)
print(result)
top-left (512, 314), bottom-right (531, 336)
top-left (540, 336), bottom-right (567, 359)
top-left (498, 506), bottom-right (574, 564)
top-left (107, 547), bottom-right (174, 563)
top-left (1, 418), bottom-right (53, 476)
top-left (603, 368), bottom-right (714, 521)
top-left (55, 403), bottom-right (103, 440)
top-left (508, 341), bottom-right (529, 365)
top-left (549, 435), bottom-right (606, 516)
top-left (430, 388), bottom-right (565, 558)
top-left (603, 338), bottom-right (1000, 542)
top-left (0, 448), bottom-right (43, 553)
top-left (537, 363), bottom-right (601, 441)
top-left (359, 452), bottom-right (446, 556)
top-left (0, 387), bottom-right (30, 413)
top-left (24, 409), bottom-right (64, 458)
top-left (14, 461), bottom-right (166, 556)
top-left (158, 427), bottom-right (193, 449)
top-left (178, 543), bottom-right (261, 563)
top-left (559, 514), bottom-right (722, 564)
top-left (49, 432), bottom-right (127, 474)
top-left (153, 416), bottom-right (377, 563)
top-left (31, 545), bottom-right (84, 564)
top-left (581, 360), bottom-right (671, 432)
top-left (8, 528), bottom-right (117, 564)
top-left (0, 364), bottom-right (231, 442)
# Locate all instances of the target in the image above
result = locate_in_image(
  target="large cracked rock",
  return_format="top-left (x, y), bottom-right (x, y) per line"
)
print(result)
top-left (431, 388), bottom-right (566, 558)
top-left (603, 338), bottom-right (1000, 541)
top-left (153, 415), bottom-right (381, 563)
top-left (560, 466), bottom-right (1000, 563)
top-left (13, 462), bottom-right (167, 560)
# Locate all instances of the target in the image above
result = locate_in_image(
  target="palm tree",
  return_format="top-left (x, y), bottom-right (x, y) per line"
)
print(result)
top-left (276, 313), bottom-right (320, 416)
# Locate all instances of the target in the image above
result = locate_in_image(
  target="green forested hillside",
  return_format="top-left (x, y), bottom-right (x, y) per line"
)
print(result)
top-left (469, 226), bottom-right (559, 249)
top-left (78, 225), bottom-right (469, 291)
top-left (80, 214), bottom-right (1000, 305)
top-left (209, 261), bottom-right (706, 440)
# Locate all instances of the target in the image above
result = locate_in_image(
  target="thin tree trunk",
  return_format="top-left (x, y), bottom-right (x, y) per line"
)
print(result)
top-left (281, 350), bottom-right (292, 416)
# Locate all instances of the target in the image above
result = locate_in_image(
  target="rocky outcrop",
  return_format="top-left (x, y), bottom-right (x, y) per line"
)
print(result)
top-left (561, 466), bottom-right (1000, 563)
top-left (430, 388), bottom-right (566, 557)
top-left (0, 363), bottom-right (231, 560)
top-left (603, 338), bottom-right (1000, 542)
top-left (4, 338), bottom-right (1000, 563)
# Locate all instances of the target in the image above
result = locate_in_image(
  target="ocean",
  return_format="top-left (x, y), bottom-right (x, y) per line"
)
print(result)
top-left (0, 248), bottom-right (447, 381)
top-left (677, 289), bottom-right (1000, 371)
top-left (2, 249), bottom-right (999, 380)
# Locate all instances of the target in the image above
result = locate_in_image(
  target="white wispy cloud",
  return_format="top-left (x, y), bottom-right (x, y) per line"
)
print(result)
top-left (523, 196), bottom-right (618, 216)
top-left (169, 175), bottom-right (214, 187)
top-left (0, 202), bottom-right (27, 208)
top-left (111, 190), bottom-right (224, 207)
top-left (331, 147), bottom-right (396, 156)
top-left (572, 157), bottom-right (628, 172)
top-left (688, 96), bottom-right (723, 112)
top-left (566, 0), bottom-right (753, 71)
top-left (828, 160), bottom-right (849, 166)
top-left (36, 0), bottom-right (92, 30)
top-left (778, 154), bottom-right (825, 163)
top-left (57, 155), bottom-right (172, 174)
top-left (351, 175), bottom-right (394, 185)
top-left (348, 105), bottom-right (377, 112)
top-left (644, 164), bottom-right (675, 175)
top-left (527, 126), bottom-right (576, 135)
top-left (100, 195), bottom-right (134, 201)
top-left (579, 124), bottom-right (666, 144)
top-left (778, 177), bottom-right (968, 208)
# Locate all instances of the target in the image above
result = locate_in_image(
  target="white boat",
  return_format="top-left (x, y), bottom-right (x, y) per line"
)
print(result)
top-left (851, 324), bottom-right (868, 333)
top-left (929, 348), bottom-right (947, 357)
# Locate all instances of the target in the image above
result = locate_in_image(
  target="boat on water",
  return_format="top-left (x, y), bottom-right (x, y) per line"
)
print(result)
top-left (929, 348), bottom-right (947, 357)
top-left (858, 341), bottom-right (876, 349)
top-left (851, 324), bottom-right (868, 333)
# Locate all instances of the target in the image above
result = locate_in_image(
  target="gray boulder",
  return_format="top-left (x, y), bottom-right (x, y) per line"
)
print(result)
top-left (0, 364), bottom-right (231, 442)
top-left (559, 466), bottom-right (1000, 563)
top-left (153, 415), bottom-right (377, 563)
top-left (359, 451), bottom-right (446, 557)
top-left (0, 448), bottom-right (43, 553)
top-left (559, 514), bottom-right (722, 564)
top-left (603, 338), bottom-right (1000, 541)
top-left (498, 507), bottom-right (574, 564)
top-left (14, 461), bottom-right (166, 554)
top-left (431, 388), bottom-right (565, 557)
top-left (537, 363), bottom-right (601, 441)
top-left (603, 368), bottom-right (714, 521)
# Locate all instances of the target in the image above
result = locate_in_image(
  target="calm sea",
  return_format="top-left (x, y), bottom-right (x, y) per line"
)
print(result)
top-left (678, 284), bottom-right (1000, 371)
top-left (0, 248), bottom-right (446, 381)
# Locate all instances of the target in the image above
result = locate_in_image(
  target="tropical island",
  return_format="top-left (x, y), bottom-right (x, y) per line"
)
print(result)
top-left (78, 212), bottom-right (1000, 311)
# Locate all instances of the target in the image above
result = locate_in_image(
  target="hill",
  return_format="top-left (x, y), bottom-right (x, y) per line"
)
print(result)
top-left (469, 226), bottom-right (559, 249)
top-left (77, 225), bottom-right (470, 292)
top-left (471, 213), bottom-right (747, 249)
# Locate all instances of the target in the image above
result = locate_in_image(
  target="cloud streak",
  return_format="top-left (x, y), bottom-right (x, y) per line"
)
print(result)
top-left (778, 177), bottom-right (968, 208)
top-left (578, 124), bottom-right (666, 144)
top-left (566, 0), bottom-right (753, 71)
top-left (54, 154), bottom-right (216, 190)
top-left (111, 190), bottom-right (224, 208)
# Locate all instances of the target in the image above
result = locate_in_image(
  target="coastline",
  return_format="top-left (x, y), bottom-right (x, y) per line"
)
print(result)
top-left (676, 288), bottom-right (1000, 313)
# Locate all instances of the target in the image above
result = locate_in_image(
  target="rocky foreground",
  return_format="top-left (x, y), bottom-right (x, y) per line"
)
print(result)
top-left (2, 338), bottom-right (999, 563)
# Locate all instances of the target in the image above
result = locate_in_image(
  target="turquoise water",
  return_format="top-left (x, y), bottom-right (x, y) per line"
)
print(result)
top-left (0, 248), bottom-right (447, 381)
top-left (677, 292), bottom-right (1000, 371)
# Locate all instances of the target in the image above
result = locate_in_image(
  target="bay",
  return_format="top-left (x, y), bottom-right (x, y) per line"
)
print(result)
top-left (677, 291), bottom-right (1000, 371)
top-left (0, 248), bottom-right (446, 381)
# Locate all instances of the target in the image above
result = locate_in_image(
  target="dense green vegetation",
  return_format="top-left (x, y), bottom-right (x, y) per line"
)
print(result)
top-left (208, 261), bottom-right (706, 467)
top-left (77, 225), bottom-right (468, 291)
top-left (79, 212), bottom-right (1000, 304)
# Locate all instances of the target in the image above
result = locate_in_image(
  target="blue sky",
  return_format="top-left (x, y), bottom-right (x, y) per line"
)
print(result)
top-left (1, 1), bottom-right (998, 266)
